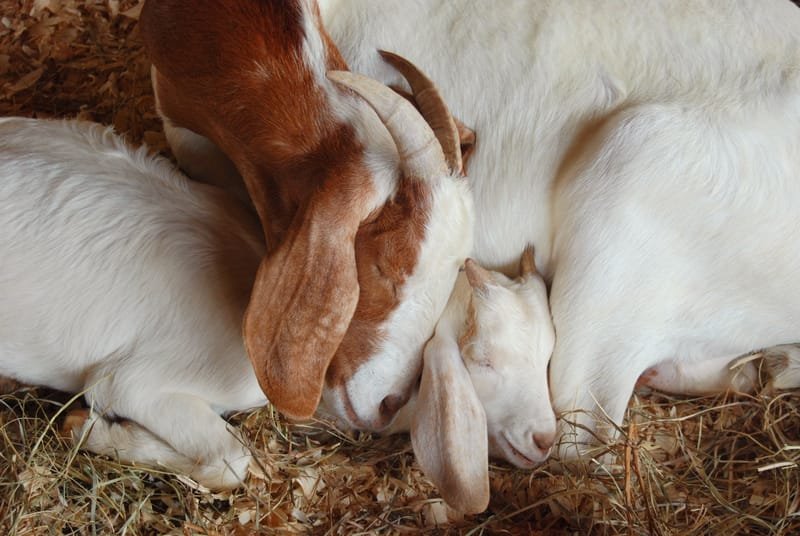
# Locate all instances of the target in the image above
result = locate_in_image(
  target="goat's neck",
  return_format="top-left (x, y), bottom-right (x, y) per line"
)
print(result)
top-left (238, 118), bottom-right (364, 249)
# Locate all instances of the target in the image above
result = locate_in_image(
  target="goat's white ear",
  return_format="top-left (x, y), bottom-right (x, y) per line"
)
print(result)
top-left (464, 258), bottom-right (493, 292)
top-left (519, 244), bottom-right (537, 278)
top-left (410, 334), bottom-right (490, 514)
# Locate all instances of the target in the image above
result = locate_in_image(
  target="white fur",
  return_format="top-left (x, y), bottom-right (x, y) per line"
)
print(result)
top-left (317, 0), bottom-right (800, 456)
top-left (0, 117), bottom-right (267, 488)
top-left (320, 175), bottom-right (474, 429)
top-left (152, 5), bottom-right (476, 429)
top-left (389, 261), bottom-right (557, 468)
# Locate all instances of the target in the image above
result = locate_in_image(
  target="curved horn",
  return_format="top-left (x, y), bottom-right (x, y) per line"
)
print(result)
top-left (378, 50), bottom-right (463, 174)
top-left (520, 244), bottom-right (538, 278)
top-left (328, 70), bottom-right (447, 181)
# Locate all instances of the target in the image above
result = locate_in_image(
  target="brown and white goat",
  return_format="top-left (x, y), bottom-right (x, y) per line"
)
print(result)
top-left (148, 0), bottom-right (800, 461)
top-left (0, 53), bottom-right (467, 488)
top-left (139, 0), bottom-right (474, 430)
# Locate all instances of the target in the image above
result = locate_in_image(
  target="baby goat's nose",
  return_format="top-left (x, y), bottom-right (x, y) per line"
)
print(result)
top-left (533, 430), bottom-right (556, 452)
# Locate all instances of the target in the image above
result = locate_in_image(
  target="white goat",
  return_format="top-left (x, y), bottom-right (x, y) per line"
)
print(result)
top-left (383, 247), bottom-right (556, 514)
top-left (319, 0), bottom-right (800, 457)
top-left (155, 0), bottom-right (800, 456)
top-left (0, 117), bottom-right (264, 488)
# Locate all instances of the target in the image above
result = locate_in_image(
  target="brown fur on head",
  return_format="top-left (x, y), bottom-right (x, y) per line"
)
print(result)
top-left (140, 1), bottom-right (471, 423)
top-left (324, 177), bottom-right (431, 390)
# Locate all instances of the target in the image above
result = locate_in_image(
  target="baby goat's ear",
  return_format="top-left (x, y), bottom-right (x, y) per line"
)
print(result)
top-left (411, 334), bottom-right (490, 514)
top-left (464, 258), bottom-right (494, 292)
top-left (519, 244), bottom-right (537, 278)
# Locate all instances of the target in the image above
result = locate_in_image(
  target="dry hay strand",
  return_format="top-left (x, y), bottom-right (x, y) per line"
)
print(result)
top-left (2, 0), bottom-right (800, 533)
top-left (2, 385), bottom-right (798, 534)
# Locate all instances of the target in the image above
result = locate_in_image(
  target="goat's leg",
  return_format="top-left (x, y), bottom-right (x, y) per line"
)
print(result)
top-left (545, 238), bottom-right (662, 462)
top-left (547, 333), bottom-right (645, 464)
top-left (639, 343), bottom-right (800, 395)
top-left (62, 408), bottom-right (203, 478)
top-left (70, 393), bottom-right (251, 489)
top-left (760, 343), bottom-right (800, 391)
top-left (638, 354), bottom-right (758, 395)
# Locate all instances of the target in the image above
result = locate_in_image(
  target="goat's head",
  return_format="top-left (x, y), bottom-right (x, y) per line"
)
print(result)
top-left (140, 0), bottom-right (473, 428)
top-left (405, 247), bottom-right (556, 514)
top-left (459, 247), bottom-right (557, 467)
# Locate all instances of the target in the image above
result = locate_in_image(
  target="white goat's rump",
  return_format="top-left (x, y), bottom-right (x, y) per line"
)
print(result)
top-left (0, 118), bottom-right (267, 488)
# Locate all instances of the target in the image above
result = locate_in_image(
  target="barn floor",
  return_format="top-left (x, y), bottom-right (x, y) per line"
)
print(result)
top-left (1, 1), bottom-right (799, 534)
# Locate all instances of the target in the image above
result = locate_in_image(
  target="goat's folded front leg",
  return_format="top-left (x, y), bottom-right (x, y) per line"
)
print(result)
top-left (637, 353), bottom-right (759, 395)
top-left (63, 393), bottom-right (251, 489)
top-left (759, 343), bottom-right (800, 392)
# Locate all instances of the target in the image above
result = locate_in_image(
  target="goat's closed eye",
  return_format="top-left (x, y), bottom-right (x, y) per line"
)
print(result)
top-left (374, 262), bottom-right (400, 298)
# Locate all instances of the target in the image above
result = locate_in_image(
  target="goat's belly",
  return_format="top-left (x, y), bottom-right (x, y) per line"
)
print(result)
top-left (552, 99), bottom-right (800, 358)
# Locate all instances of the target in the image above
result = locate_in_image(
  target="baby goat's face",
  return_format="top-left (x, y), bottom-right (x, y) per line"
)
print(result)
top-left (460, 267), bottom-right (557, 467)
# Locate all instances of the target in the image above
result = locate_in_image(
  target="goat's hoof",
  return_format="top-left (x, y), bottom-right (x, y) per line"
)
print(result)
top-left (761, 344), bottom-right (800, 392)
top-left (191, 452), bottom-right (251, 490)
top-left (60, 408), bottom-right (90, 440)
top-left (636, 367), bottom-right (659, 388)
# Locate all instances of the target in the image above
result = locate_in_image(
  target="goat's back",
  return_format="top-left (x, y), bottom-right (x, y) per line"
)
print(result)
top-left (0, 118), bottom-right (263, 397)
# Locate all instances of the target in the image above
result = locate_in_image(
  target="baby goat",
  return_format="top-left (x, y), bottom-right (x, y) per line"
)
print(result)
top-left (0, 118), bottom-right (264, 488)
top-left (386, 248), bottom-right (557, 514)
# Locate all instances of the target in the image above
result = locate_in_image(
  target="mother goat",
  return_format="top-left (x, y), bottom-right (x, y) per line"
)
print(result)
top-left (144, 0), bottom-right (800, 457)
top-left (320, 0), bottom-right (800, 456)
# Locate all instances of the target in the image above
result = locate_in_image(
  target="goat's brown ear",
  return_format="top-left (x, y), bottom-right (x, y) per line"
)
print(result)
top-left (243, 184), bottom-right (368, 420)
top-left (411, 335), bottom-right (490, 514)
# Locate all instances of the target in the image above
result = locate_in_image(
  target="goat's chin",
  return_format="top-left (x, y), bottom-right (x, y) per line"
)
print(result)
top-left (318, 385), bottom-right (386, 432)
top-left (308, 401), bottom-right (352, 432)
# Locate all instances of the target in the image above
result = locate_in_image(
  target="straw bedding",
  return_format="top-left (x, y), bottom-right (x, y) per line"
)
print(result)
top-left (1, 1), bottom-right (798, 533)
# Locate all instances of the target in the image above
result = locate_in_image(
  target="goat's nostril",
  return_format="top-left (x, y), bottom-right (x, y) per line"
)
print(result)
top-left (533, 431), bottom-right (556, 451)
top-left (379, 394), bottom-right (406, 422)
